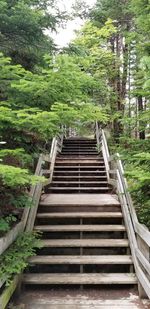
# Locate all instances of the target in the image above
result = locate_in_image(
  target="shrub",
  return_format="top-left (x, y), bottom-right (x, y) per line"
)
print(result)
top-left (0, 232), bottom-right (42, 286)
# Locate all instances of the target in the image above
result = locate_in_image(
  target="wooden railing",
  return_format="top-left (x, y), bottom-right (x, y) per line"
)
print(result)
top-left (96, 122), bottom-right (150, 299)
top-left (25, 133), bottom-right (63, 232)
top-left (0, 133), bottom-right (63, 308)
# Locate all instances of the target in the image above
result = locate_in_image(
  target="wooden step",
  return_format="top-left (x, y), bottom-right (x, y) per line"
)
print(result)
top-left (34, 224), bottom-right (125, 232)
top-left (51, 181), bottom-right (108, 185)
top-left (55, 160), bottom-right (103, 164)
top-left (64, 139), bottom-right (96, 142)
top-left (53, 170), bottom-right (107, 177)
top-left (60, 155), bottom-right (99, 158)
top-left (49, 187), bottom-right (110, 192)
top-left (61, 148), bottom-right (97, 150)
top-left (62, 146), bottom-right (97, 152)
top-left (40, 194), bottom-right (120, 206)
top-left (37, 212), bottom-right (123, 219)
top-left (60, 152), bottom-right (98, 155)
top-left (53, 176), bottom-right (107, 179)
top-left (54, 166), bottom-right (106, 169)
top-left (63, 143), bottom-right (97, 146)
top-left (29, 255), bottom-right (132, 265)
top-left (23, 273), bottom-right (137, 285)
top-left (61, 149), bottom-right (98, 151)
top-left (54, 170), bottom-right (105, 173)
top-left (63, 141), bottom-right (96, 144)
top-left (41, 239), bottom-right (129, 248)
top-left (52, 178), bottom-right (107, 185)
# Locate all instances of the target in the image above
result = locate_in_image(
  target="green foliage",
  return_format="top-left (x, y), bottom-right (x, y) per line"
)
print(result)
top-left (9, 194), bottom-right (33, 209)
top-left (0, 215), bottom-right (17, 234)
top-left (0, 232), bottom-right (42, 286)
top-left (51, 101), bottom-right (108, 129)
top-left (0, 148), bottom-right (32, 168)
top-left (90, 0), bottom-right (131, 29)
top-left (0, 164), bottom-right (45, 188)
top-left (71, 20), bottom-right (116, 108)
top-left (113, 138), bottom-right (150, 229)
top-left (126, 161), bottom-right (150, 228)
top-left (88, 0), bottom-right (150, 228)
top-left (74, 19), bottom-right (116, 48)
top-left (11, 54), bottom-right (99, 110)
top-left (0, 162), bottom-right (45, 225)
top-left (0, 0), bottom-right (66, 69)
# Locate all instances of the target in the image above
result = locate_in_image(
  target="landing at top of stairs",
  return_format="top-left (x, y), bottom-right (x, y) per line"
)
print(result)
top-left (40, 194), bottom-right (119, 205)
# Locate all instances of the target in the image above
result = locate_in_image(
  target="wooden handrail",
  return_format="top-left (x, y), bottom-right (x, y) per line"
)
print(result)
top-left (0, 132), bottom-right (64, 298)
top-left (95, 123), bottom-right (110, 181)
top-left (25, 133), bottom-right (64, 232)
top-left (96, 124), bottom-right (150, 299)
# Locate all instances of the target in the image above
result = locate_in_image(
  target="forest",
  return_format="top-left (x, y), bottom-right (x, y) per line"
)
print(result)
top-left (0, 0), bottom-right (150, 286)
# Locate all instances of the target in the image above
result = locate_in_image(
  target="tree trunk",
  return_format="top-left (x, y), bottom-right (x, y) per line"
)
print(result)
top-left (138, 95), bottom-right (145, 139)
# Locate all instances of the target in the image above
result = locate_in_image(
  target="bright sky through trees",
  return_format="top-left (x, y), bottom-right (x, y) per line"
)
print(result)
top-left (52, 0), bottom-right (96, 47)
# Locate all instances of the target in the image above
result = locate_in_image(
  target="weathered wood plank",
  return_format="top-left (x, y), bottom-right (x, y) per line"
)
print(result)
top-left (21, 154), bottom-right (44, 230)
top-left (36, 212), bottom-right (123, 219)
top-left (29, 255), bottom-right (133, 265)
top-left (23, 273), bottom-right (137, 285)
top-left (136, 223), bottom-right (150, 247)
top-left (0, 222), bottom-right (24, 256)
top-left (34, 224), bottom-right (125, 232)
top-left (0, 276), bottom-right (20, 309)
top-left (41, 239), bottom-right (129, 248)
top-left (26, 182), bottom-right (43, 232)
top-left (136, 249), bottom-right (150, 277)
top-left (40, 194), bottom-right (120, 206)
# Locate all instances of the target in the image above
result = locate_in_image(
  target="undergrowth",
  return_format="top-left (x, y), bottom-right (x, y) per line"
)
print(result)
top-left (0, 232), bottom-right (42, 286)
top-left (109, 137), bottom-right (150, 229)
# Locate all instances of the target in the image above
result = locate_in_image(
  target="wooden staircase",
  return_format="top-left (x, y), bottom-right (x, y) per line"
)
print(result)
top-left (47, 138), bottom-right (110, 193)
top-left (23, 138), bottom-right (137, 287)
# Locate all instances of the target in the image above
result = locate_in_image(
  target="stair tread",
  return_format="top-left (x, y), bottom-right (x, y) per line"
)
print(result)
top-left (54, 166), bottom-right (105, 168)
top-left (62, 149), bottom-right (97, 150)
top-left (64, 140), bottom-right (96, 142)
top-left (40, 194), bottom-right (120, 206)
top-left (61, 151), bottom-right (98, 152)
top-left (53, 176), bottom-right (107, 178)
top-left (37, 212), bottom-right (123, 218)
top-left (50, 187), bottom-right (109, 190)
top-left (56, 160), bottom-right (103, 163)
top-left (60, 153), bottom-right (98, 155)
top-left (52, 181), bottom-right (108, 184)
top-left (23, 273), bottom-right (137, 285)
top-left (41, 239), bottom-right (129, 247)
top-left (34, 224), bottom-right (125, 232)
top-left (58, 156), bottom-right (100, 158)
top-left (29, 255), bottom-right (133, 264)
top-left (54, 171), bottom-right (106, 173)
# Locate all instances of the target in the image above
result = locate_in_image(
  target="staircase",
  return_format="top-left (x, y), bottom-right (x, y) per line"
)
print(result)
top-left (47, 138), bottom-right (110, 194)
top-left (23, 138), bottom-right (137, 287)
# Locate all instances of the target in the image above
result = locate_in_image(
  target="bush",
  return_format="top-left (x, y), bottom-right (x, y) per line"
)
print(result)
top-left (0, 232), bottom-right (42, 286)
top-left (111, 137), bottom-right (150, 229)
top-left (0, 163), bottom-right (45, 234)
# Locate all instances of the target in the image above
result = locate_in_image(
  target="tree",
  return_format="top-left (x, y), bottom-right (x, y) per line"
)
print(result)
top-left (9, 54), bottom-right (100, 110)
top-left (130, 0), bottom-right (150, 140)
top-left (88, 0), bottom-right (133, 138)
top-left (0, 0), bottom-right (66, 70)
top-left (67, 20), bottom-right (116, 113)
